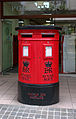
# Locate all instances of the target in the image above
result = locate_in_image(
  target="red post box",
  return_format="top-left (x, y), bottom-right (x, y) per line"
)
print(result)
top-left (16, 25), bottom-right (62, 105)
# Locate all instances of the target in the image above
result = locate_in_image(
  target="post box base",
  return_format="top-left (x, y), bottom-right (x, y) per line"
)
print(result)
top-left (18, 81), bottom-right (59, 106)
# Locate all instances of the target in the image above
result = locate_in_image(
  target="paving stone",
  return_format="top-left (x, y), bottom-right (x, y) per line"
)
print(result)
top-left (1, 109), bottom-right (6, 112)
top-left (22, 118), bottom-right (27, 119)
top-left (25, 107), bottom-right (31, 110)
top-left (7, 108), bottom-right (13, 111)
top-left (17, 113), bottom-right (23, 116)
top-left (68, 117), bottom-right (74, 119)
top-left (55, 116), bottom-right (60, 119)
top-left (61, 117), bottom-right (67, 119)
top-left (13, 106), bottom-right (19, 109)
top-left (74, 109), bottom-right (76, 112)
top-left (2, 115), bottom-right (8, 119)
top-left (0, 107), bottom-right (2, 110)
top-left (15, 117), bottom-right (21, 119)
top-left (68, 113), bottom-right (73, 116)
top-left (0, 115), bottom-right (2, 118)
top-left (29, 114), bottom-right (35, 117)
top-left (0, 110), bottom-right (5, 114)
top-left (22, 113), bottom-right (28, 117)
top-left (74, 116), bottom-right (76, 118)
top-left (35, 114), bottom-right (41, 118)
top-left (48, 116), bottom-right (53, 119)
top-left (49, 108), bottom-right (54, 111)
top-left (74, 113), bottom-right (76, 116)
top-left (20, 106), bottom-right (25, 109)
top-left (30, 110), bottom-right (37, 113)
top-left (48, 111), bottom-right (53, 115)
top-left (2, 107), bottom-right (7, 110)
top-left (55, 108), bottom-right (60, 111)
top-left (11, 112), bottom-right (17, 115)
top-left (43, 107), bottom-right (48, 110)
top-left (40, 115), bottom-right (47, 119)
top-left (0, 105), bottom-right (3, 108)
top-left (42, 111), bottom-right (47, 115)
top-left (24, 109), bottom-right (29, 113)
top-left (37, 107), bottom-right (43, 110)
top-left (8, 116), bottom-right (15, 119)
top-left (28, 117), bottom-right (33, 119)
top-left (61, 112), bottom-right (68, 116)
top-left (61, 109), bottom-right (67, 112)
top-left (36, 111), bottom-right (41, 114)
top-left (19, 109), bottom-right (24, 112)
top-left (8, 107), bottom-right (13, 109)
top-left (13, 108), bottom-right (19, 111)
top-left (3, 105), bottom-right (9, 108)
top-left (4, 112), bottom-right (10, 116)
top-left (55, 111), bottom-right (60, 115)
top-left (68, 109), bottom-right (74, 113)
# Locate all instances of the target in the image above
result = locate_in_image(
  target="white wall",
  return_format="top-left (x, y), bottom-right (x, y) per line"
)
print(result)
top-left (0, 20), bottom-right (2, 72)
top-left (67, 0), bottom-right (76, 10)
top-left (63, 35), bottom-right (75, 72)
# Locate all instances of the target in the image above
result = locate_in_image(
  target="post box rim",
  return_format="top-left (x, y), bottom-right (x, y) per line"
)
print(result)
top-left (15, 25), bottom-right (62, 31)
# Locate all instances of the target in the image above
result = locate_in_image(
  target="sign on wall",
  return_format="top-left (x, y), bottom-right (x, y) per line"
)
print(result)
top-left (3, 1), bottom-right (66, 16)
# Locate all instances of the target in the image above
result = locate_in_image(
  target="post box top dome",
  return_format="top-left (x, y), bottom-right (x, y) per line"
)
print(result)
top-left (15, 25), bottom-right (62, 31)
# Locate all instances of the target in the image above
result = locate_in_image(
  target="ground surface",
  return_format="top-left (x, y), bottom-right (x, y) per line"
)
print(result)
top-left (0, 104), bottom-right (75, 119)
top-left (0, 71), bottom-right (76, 118)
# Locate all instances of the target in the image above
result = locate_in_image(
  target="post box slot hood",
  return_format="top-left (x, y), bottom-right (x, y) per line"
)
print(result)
top-left (15, 25), bottom-right (62, 30)
top-left (42, 33), bottom-right (55, 38)
top-left (21, 33), bottom-right (32, 38)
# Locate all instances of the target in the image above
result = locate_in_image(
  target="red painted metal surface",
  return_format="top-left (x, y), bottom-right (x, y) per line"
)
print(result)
top-left (18, 29), bottom-right (59, 84)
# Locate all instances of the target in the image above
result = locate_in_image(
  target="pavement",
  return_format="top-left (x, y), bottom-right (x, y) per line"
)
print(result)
top-left (0, 70), bottom-right (76, 118)
top-left (0, 104), bottom-right (75, 119)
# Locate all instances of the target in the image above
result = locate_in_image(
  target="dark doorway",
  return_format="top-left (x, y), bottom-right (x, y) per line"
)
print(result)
top-left (13, 35), bottom-right (18, 67)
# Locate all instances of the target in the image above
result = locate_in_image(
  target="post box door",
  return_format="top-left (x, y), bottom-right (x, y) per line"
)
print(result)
top-left (20, 42), bottom-right (32, 84)
top-left (20, 40), bottom-right (58, 84)
top-left (35, 41), bottom-right (54, 84)
top-left (34, 40), bottom-right (59, 85)
top-left (31, 40), bottom-right (56, 84)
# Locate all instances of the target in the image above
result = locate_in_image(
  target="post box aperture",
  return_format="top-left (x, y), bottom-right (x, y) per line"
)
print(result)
top-left (16, 25), bottom-right (62, 105)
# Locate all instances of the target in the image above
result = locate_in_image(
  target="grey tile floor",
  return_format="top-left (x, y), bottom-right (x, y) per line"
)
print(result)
top-left (0, 104), bottom-right (75, 119)
top-left (0, 72), bottom-right (76, 118)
